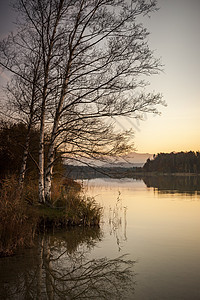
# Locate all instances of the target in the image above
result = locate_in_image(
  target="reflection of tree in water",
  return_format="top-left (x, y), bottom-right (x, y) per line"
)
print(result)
top-left (0, 227), bottom-right (135, 299)
top-left (142, 175), bottom-right (200, 195)
top-left (49, 226), bottom-right (103, 254)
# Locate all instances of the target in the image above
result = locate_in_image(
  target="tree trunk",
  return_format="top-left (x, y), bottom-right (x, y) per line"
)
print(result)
top-left (38, 109), bottom-right (45, 203)
top-left (19, 116), bottom-right (33, 190)
top-left (18, 78), bottom-right (37, 190)
top-left (44, 143), bottom-right (55, 203)
top-left (44, 87), bottom-right (69, 202)
top-left (19, 135), bottom-right (30, 188)
top-left (44, 119), bottom-right (58, 203)
top-left (38, 3), bottom-right (64, 203)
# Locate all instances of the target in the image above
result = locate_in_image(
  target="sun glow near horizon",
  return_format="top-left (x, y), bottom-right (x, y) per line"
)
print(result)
top-left (133, 108), bottom-right (200, 154)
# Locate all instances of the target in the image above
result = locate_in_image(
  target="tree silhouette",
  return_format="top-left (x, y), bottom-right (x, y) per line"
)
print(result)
top-left (0, 0), bottom-right (163, 203)
top-left (143, 151), bottom-right (200, 174)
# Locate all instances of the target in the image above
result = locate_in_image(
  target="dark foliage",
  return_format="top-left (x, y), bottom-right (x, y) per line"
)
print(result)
top-left (0, 121), bottom-right (38, 177)
top-left (143, 151), bottom-right (200, 173)
top-left (0, 121), bottom-right (63, 178)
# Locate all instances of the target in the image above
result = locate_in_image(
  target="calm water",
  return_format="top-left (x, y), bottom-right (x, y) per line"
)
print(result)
top-left (1, 176), bottom-right (200, 299)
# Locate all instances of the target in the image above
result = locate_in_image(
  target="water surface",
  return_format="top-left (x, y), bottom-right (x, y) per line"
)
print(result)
top-left (85, 177), bottom-right (200, 300)
top-left (0, 176), bottom-right (200, 299)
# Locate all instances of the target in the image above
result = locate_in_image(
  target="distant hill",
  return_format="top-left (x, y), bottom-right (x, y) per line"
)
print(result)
top-left (103, 162), bottom-right (144, 168)
top-left (120, 152), bottom-right (153, 164)
top-left (102, 152), bottom-right (153, 167)
top-left (65, 152), bottom-right (153, 168)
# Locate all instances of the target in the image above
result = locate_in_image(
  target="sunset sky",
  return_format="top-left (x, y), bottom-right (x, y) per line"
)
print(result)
top-left (134, 0), bottom-right (200, 154)
top-left (0, 0), bottom-right (199, 155)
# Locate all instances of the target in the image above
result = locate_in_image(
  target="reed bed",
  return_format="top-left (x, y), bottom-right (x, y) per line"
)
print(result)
top-left (0, 176), bottom-right (102, 256)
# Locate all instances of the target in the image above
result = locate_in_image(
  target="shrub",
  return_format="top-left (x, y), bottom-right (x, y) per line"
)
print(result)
top-left (39, 178), bottom-right (102, 228)
top-left (64, 194), bottom-right (102, 226)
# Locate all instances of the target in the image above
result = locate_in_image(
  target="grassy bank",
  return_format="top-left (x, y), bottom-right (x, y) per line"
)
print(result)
top-left (0, 176), bottom-right (102, 257)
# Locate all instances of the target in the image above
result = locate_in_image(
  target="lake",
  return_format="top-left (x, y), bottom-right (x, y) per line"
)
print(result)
top-left (0, 176), bottom-right (200, 299)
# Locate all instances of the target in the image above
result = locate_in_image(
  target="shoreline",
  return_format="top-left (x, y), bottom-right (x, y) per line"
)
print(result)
top-left (131, 172), bottom-right (200, 177)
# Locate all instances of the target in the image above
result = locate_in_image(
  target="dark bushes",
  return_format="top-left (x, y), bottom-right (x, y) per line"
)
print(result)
top-left (0, 176), bottom-right (38, 256)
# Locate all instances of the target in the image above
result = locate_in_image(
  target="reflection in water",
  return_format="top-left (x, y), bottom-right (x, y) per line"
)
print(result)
top-left (108, 191), bottom-right (128, 251)
top-left (0, 227), bottom-right (135, 299)
top-left (85, 178), bottom-right (200, 300)
top-left (142, 175), bottom-right (200, 195)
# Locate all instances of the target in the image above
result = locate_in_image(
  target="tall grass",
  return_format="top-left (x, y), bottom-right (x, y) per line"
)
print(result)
top-left (0, 176), bottom-right (38, 256)
top-left (0, 176), bottom-right (102, 256)
top-left (39, 177), bottom-right (102, 228)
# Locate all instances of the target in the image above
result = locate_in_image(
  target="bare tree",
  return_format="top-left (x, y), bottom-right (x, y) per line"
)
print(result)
top-left (43, 0), bottom-right (164, 202)
top-left (5, 57), bottom-right (42, 189)
top-left (0, 0), bottom-right (164, 203)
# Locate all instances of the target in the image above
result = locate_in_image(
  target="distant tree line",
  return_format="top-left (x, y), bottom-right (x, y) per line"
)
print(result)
top-left (143, 151), bottom-right (200, 173)
top-left (66, 165), bottom-right (138, 179)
